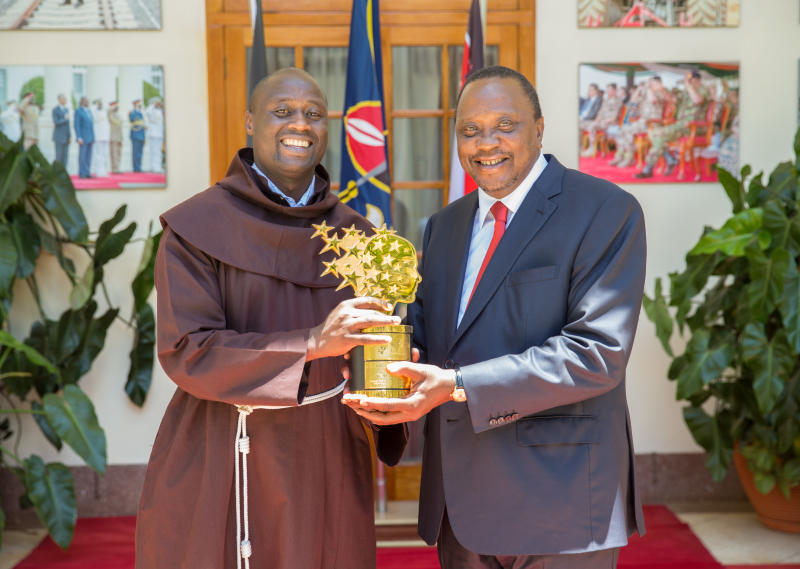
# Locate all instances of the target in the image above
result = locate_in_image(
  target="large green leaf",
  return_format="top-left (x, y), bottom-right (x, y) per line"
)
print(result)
top-left (669, 253), bottom-right (718, 307)
top-left (42, 385), bottom-right (106, 474)
top-left (745, 246), bottom-right (790, 320)
top-left (746, 171), bottom-right (765, 208)
top-left (94, 206), bottom-right (136, 268)
top-left (0, 223), bottom-right (19, 295)
top-left (643, 278), bottom-right (673, 356)
top-left (38, 160), bottom-right (88, 244)
top-left (23, 455), bottom-right (76, 550)
top-left (32, 400), bottom-right (63, 450)
top-left (62, 307), bottom-right (118, 384)
top-left (794, 125), bottom-right (800, 170)
top-left (762, 199), bottom-right (800, 255)
top-left (68, 264), bottom-right (94, 310)
top-left (8, 210), bottom-right (41, 279)
top-left (0, 139), bottom-right (33, 217)
top-left (0, 330), bottom-right (58, 375)
top-left (766, 162), bottom-right (795, 203)
top-left (779, 262), bottom-right (800, 353)
top-left (676, 329), bottom-right (734, 399)
top-left (131, 229), bottom-right (162, 312)
top-left (683, 406), bottom-right (732, 481)
top-left (126, 304), bottom-right (155, 407)
top-left (689, 208), bottom-right (769, 257)
top-left (717, 165), bottom-right (744, 213)
top-left (741, 324), bottom-right (792, 416)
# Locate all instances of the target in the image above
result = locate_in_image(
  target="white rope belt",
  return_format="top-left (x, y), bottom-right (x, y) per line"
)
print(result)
top-left (233, 378), bottom-right (347, 569)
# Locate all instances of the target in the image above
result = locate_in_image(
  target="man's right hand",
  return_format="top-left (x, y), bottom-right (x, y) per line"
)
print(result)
top-left (306, 297), bottom-right (400, 361)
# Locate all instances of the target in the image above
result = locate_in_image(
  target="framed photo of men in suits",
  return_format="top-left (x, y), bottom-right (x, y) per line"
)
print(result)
top-left (578, 0), bottom-right (740, 28)
top-left (577, 61), bottom-right (740, 184)
top-left (0, 64), bottom-right (167, 190)
top-left (0, 0), bottom-right (161, 30)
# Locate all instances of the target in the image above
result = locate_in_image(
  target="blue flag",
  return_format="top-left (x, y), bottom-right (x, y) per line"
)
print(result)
top-left (338, 0), bottom-right (392, 227)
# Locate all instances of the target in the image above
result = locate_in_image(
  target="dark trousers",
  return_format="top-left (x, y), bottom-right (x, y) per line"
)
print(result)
top-left (78, 141), bottom-right (93, 178)
top-left (132, 139), bottom-right (144, 172)
top-left (54, 141), bottom-right (69, 168)
top-left (438, 511), bottom-right (620, 569)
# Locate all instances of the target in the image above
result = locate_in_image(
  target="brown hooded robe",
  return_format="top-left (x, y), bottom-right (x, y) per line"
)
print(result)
top-left (135, 149), bottom-right (406, 569)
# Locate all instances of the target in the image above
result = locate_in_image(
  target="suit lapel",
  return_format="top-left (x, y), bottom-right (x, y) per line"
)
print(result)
top-left (449, 156), bottom-right (565, 352)
top-left (442, 194), bottom-right (479, 345)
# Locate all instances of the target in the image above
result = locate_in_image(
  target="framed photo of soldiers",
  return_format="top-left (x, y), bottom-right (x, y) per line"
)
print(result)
top-left (0, 64), bottom-right (166, 190)
top-left (578, 0), bottom-right (740, 28)
top-left (0, 0), bottom-right (161, 30)
top-left (577, 61), bottom-right (740, 184)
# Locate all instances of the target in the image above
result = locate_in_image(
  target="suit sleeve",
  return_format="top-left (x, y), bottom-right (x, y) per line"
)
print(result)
top-left (462, 190), bottom-right (646, 433)
top-left (155, 227), bottom-right (310, 407)
top-left (52, 108), bottom-right (67, 127)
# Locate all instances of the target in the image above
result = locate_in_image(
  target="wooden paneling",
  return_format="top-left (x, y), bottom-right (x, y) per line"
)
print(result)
top-left (224, 0), bottom-right (521, 13)
top-left (385, 461), bottom-right (423, 501)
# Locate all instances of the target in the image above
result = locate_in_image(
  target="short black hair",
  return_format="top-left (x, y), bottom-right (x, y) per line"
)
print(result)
top-left (248, 67), bottom-right (327, 112)
top-left (456, 65), bottom-right (542, 120)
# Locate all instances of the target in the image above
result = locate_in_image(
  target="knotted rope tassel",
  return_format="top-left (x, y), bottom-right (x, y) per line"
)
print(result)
top-left (235, 405), bottom-right (253, 569)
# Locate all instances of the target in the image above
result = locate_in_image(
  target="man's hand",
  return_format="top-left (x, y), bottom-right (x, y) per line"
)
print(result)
top-left (306, 297), bottom-right (400, 361)
top-left (341, 362), bottom-right (456, 425)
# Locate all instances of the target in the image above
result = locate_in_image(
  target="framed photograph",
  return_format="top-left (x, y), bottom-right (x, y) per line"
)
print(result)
top-left (0, 65), bottom-right (166, 190)
top-left (578, 62), bottom-right (739, 184)
top-left (578, 0), bottom-right (739, 28)
top-left (0, 0), bottom-right (161, 30)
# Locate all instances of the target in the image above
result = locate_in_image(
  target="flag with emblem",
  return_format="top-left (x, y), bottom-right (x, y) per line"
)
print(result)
top-left (448, 0), bottom-right (484, 204)
top-left (338, 0), bottom-right (392, 227)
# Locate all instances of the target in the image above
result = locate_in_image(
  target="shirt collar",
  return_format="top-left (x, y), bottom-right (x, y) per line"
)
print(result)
top-left (251, 162), bottom-right (316, 207)
top-left (476, 152), bottom-right (548, 226)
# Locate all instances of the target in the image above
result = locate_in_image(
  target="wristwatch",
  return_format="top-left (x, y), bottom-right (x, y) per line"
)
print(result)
top-left (451, 365), bottom-right (466, 402)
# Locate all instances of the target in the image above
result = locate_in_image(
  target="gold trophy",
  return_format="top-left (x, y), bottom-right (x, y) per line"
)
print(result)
top-left (312, 221), bottom-right (421, 398)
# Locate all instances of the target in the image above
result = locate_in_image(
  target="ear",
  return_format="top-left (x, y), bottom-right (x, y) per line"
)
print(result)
top-left (535, 116), bottom-right (545, 148)
top-left (245, 111), bottom-right (254, 136)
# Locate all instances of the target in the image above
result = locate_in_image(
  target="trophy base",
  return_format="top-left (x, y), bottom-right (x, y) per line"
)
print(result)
top-left (349, 324), bottom-right (412, 399)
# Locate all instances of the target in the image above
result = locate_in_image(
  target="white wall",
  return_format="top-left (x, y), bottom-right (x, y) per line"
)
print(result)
top-left (2, 0), bottom-right (799, 466)
top-left (0, 1), bottom-right (209, 465)
top-left (537, 0), bottom-right (800, 452)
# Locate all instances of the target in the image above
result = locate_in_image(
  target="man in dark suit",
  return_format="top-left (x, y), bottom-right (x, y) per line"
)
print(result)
top-left (129, 99), bottom-right (146, 172)
top-left (74, 96), bottom-right (94, 178)
top-left (52, 94), bottom-right (71, 167)
top-left (344, 65), bottom-right (646, 568)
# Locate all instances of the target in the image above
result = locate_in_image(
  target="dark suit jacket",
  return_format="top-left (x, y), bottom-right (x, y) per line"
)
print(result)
top-left (74, 106), bottom-right (94, 143)
top-left (408, 154), bottom-right (646, 556)
top-left (52, 105), bottom-right (70, 143)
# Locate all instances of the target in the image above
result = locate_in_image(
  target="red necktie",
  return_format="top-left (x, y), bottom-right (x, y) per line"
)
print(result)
top-left (469, 201), bottom-right (508, 304)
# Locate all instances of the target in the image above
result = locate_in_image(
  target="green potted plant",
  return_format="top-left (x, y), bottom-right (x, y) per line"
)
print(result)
top-left (0, 132), bottom-right (161, 549)
top-left (644, 129), bottom-right (800, 532)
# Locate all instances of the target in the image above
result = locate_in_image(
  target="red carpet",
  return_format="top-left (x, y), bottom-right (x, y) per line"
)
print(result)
top-left (70, 172), bottom-right (166, 190)
top-left (12, 506), bottom-right (799, 568)
top-left (579, 154), bottom-right (719, 184)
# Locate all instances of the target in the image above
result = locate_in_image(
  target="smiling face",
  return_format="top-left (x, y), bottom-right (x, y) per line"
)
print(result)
top-left (245, 70), bottom-right (328, 199)
top-left (455, 77), bottom-right (544, 199)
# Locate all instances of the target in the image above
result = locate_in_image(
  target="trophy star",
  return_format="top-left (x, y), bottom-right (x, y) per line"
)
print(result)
top-left (343, 224), bottom-right (364, 239)
top-left (311, 221), bottom-right (333, 240)
top-left (320, 260), bottom-right (339, 278)
top-left (387, 240), bottom-right (402, 253)
top-left (320, 235), bottom-right (342, 255)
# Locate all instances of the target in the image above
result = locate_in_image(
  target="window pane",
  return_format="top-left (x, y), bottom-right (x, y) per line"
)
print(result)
top-left (392, 117), bottom-right (442, 182)
top-left (322, 117), bottom-right (342, 185)
top-left (303, 47), bottom-right (347, 113)
top-left (448, 44), bottom-right (499, 109)
top-left (392, 46), bottom-right (441, 110)
top-left (393, 188), bottom-right (442, 251)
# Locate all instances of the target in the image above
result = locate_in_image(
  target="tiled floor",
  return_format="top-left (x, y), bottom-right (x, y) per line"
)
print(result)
top-left (2, 502), bottom-right (798, 568)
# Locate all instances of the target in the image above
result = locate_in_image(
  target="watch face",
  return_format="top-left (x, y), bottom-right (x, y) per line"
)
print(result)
top-left (452, 388), bottom-right (467, 403)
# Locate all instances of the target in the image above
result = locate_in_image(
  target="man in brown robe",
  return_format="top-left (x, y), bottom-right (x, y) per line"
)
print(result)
top-left (136, 68), bottom-right (407, 569)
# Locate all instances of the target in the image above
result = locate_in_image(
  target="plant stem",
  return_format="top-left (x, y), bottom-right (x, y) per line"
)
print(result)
top-left (0, 445), bottom-right (23, 467)
top-left (25, 276), bottom-right (46, 320)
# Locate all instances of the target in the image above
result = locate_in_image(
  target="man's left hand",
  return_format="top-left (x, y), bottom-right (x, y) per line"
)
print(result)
top-left (341, 362), bottom-right (456, 425)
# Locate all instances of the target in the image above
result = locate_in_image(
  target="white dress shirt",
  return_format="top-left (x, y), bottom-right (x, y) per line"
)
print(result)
top-left (457, 152), bottom-right (548, 326)
top-left (251, 162), bottom-right (316, 207)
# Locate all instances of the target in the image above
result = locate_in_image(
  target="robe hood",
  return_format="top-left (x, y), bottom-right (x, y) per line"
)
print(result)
top-left (160, 148), bottom-right (371, 287)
